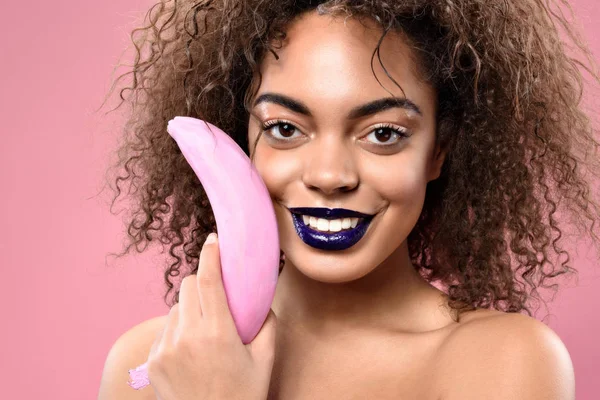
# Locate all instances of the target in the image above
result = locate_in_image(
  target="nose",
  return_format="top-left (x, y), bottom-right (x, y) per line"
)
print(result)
top-left (301, 136), bottom-right (359, 196)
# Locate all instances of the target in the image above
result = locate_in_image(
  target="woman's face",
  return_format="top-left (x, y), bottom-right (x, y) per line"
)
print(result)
top-left (248, 11), bottom-right (445, 283)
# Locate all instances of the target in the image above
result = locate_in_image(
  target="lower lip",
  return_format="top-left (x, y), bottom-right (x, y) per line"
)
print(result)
top-left (290, 213), bottom-right (375, 251)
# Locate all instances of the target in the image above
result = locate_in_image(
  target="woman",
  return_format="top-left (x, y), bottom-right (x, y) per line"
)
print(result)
top-left (99, 0), bottom-right (600, 399)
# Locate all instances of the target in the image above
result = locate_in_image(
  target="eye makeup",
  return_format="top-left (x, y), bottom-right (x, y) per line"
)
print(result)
top-left (259, 119), bottom-right (411, 148)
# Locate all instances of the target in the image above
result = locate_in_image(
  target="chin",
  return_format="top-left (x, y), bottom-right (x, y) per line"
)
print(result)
top-left (282, 242), bottom-right (385, 284)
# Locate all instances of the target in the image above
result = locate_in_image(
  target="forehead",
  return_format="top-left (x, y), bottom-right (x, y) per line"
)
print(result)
top-left (255, 10), bottom-right (435, 116)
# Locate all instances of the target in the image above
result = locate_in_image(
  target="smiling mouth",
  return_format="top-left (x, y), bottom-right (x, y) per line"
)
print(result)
top-left (287, 207), bottom-right (377, 251)
top-left (287, 206), bottom-right (374, 219)
top-left (287, 207), bottom-right (375, 233)
top-left (296, 214), bottom-right (370, 233)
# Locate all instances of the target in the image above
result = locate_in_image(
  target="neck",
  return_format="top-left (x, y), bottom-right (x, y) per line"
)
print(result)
top-left (271, 241), bottom-right (456, 338)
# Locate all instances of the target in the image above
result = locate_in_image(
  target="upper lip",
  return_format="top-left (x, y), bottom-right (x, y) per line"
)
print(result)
top-left (287, 207), bottom-right (374, 219)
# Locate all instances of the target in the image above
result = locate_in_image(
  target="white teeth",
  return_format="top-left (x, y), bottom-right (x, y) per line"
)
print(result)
top-left (341, 218), bottom-right (352, 229)
top-left (317, 218), bottom-right (329, 231)
top-left (299, 215), bottom-right (361, 232)
top-left (329, 219), bottom-right (342, 232)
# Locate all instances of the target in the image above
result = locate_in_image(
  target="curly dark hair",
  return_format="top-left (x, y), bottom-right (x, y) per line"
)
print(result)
top-left (99, 0), bottom-right (600, 321)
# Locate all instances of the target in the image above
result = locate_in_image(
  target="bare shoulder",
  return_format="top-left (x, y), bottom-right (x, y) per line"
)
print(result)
top-left (98, 315), bottom-right (168, 400)
top-left (434, 309), bottom-right (575, 400)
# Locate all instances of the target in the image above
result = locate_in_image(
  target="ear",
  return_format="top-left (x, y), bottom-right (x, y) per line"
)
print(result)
top-left (427, 143), bottom-right (447, 182)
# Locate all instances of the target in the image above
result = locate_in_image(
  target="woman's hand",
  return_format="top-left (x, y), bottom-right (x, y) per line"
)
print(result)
top-left (147, 232), bottom-right (278, 400)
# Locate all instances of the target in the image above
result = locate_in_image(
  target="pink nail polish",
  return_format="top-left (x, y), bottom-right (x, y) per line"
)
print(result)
top-left (205, 233), bottom-right (217, 244)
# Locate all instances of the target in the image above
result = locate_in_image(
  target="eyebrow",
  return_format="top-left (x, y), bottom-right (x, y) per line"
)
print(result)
top-left (253, 93), bottom-right (423, 119)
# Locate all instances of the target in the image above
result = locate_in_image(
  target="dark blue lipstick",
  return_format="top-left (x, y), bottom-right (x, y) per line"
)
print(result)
top-left (288, 207), bottom-right (373, 219)
top-left (287, 207), bottom-right (376, 251)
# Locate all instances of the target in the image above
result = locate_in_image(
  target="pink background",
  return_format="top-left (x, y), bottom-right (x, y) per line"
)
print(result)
top-left (0, 1), bottom-right (598, 399)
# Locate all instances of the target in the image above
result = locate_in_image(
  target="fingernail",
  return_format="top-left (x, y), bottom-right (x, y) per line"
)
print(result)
top-left (205, 233), bottom-right (217, 244)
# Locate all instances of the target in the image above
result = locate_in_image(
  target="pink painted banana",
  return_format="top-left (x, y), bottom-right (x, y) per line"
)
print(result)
top-left (127, 116), bottom-right (280, 390)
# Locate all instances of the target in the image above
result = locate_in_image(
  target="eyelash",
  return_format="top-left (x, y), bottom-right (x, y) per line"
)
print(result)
top-left (260, 119), bottom-right (409, 147)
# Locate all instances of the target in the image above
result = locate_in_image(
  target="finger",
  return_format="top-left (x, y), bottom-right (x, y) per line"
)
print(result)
top-left (178, 274), bottom-right (203, 335)
top-left (197, 233), bottom-right (235, 329)
top-left (148, 324), bottom-right (165, 358)
top-left (161, 303), bottom-right (180, 349)
top-left (247, 308), bottom-right (277, 364)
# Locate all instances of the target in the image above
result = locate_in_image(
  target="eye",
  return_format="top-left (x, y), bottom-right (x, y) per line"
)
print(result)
top-left (363, 124), bottom-right (409, 147)
top-left (260, 120), bottom-right (303, 142)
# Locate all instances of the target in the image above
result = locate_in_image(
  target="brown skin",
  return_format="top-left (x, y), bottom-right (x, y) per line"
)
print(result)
top-left (248, 11), bottom-right (454, 336)
top-left (103, 0), bottom-right (600, 322)
top-left (246, 13), bottom-right (573, 399)
top-left (98, 0), bottom-right (597, 397)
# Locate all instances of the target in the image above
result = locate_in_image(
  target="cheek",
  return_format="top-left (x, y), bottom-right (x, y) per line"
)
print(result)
top-left (252, 145), bottom-right (301, 201)
top-left (381, 168), bottom-right (425, 201)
